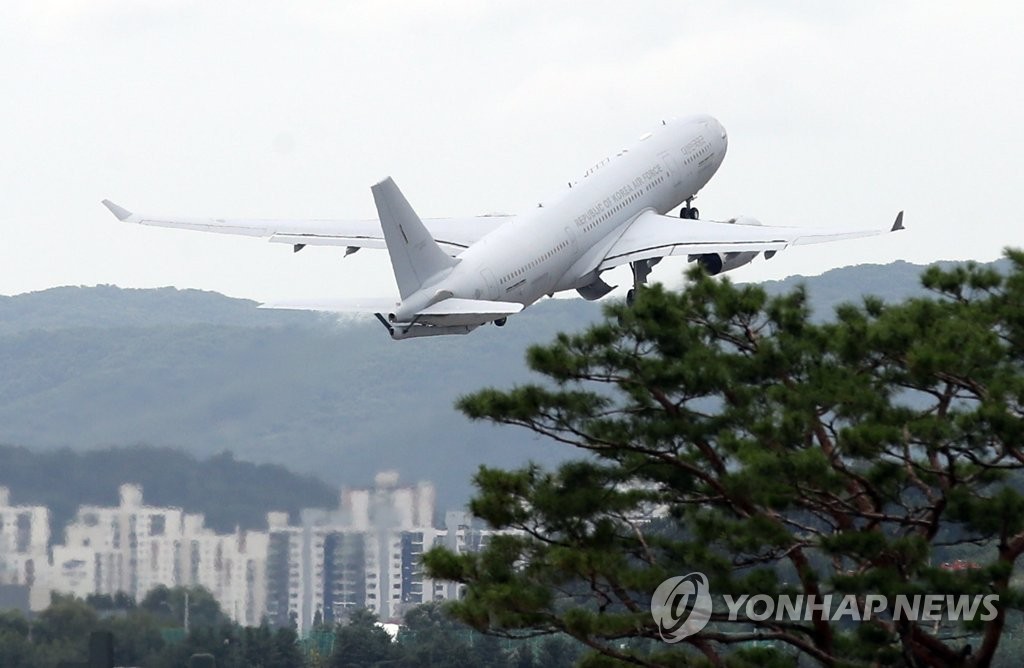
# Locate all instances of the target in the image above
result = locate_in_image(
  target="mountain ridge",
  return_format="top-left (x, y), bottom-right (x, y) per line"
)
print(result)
top-left (0, 259), bottom-right (1001, 510)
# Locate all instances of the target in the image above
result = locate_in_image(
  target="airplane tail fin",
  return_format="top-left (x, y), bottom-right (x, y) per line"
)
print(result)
top-left (371, 177), bottom-right (458, 299)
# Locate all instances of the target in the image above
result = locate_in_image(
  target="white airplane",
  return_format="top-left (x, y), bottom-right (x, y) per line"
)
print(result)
top-left (103, 115), bottom-right (902, 340)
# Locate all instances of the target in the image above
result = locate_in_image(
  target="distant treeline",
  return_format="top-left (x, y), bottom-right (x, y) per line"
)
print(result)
top-left (0, 444), bottom-right (337, 534)
top-left (0, 592), bottom-right (582, 668)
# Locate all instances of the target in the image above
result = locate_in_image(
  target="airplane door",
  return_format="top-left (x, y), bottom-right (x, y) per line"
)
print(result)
top-left (658, 150), bottom-right (677, 178)
top-left (479, 268), bottom-right (497, 299)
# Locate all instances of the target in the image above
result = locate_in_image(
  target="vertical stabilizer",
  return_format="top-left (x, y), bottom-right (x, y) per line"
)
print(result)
top-left (371, 177), bottom-right (458, 299)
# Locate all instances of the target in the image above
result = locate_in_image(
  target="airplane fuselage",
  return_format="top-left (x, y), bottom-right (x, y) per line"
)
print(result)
top-left (104, 112), bottom-right (897, 340)
top-left (392, 115), bottom-right (729, 325)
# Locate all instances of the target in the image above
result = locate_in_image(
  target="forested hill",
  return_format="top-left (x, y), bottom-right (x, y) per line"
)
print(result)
top-left (0, 259), bottom-right (1001, 511)
top-left (0, 444), bottom-right (337, 534)
top-left (0, 286), bottom-right (604, 512)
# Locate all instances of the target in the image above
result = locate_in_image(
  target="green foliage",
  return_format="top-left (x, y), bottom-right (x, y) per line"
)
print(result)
top-left (330, 608), bottom-right (396, 667)
top-left (141, 585), bottom-right (229, 629)
top-left (0, 595), bottom-right (575, 667)
top-left (425, 254), bottom-right (1024, 666)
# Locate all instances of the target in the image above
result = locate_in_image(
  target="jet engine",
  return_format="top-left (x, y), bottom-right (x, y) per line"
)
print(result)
top-left (689, 251), bottom-right (759, 275)
top-left (688, 216), bottom-right (763, 275)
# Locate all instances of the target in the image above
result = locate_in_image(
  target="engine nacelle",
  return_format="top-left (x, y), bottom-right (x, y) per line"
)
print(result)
top-left (687, 215), bottom-right (765, 275)
top-left (689, 251), bottom-right (759, 276)
top-left (727, 215), bottom-right (763, 227)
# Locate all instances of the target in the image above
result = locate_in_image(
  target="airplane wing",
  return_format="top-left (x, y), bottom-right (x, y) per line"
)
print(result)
top-left (101, 200), bottom-right (510, 255)
top-left (260, 297), bottom-right (399, 312)
top-left (262, 296), bottom-right (522, 328)
top-left (596, 210), bottom-right (904, 271)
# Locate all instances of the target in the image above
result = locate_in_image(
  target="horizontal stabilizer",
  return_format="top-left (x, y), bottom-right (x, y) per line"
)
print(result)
top-left (418, 298), bottom-right (523, 317)
top-left (258, 296), bottom-right (522, 322)
top-left (414, 298), bottom-right (524, 327)
top-left (259, 297), bottom-right (398, 313)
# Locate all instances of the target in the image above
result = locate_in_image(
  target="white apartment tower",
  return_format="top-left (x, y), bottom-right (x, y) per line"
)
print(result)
top-left (51, 484), bottom-right (268, 625)
top-left (0, 487), bottom-right (50, 609)
top-left (264, 472), bottom-right (495, 632)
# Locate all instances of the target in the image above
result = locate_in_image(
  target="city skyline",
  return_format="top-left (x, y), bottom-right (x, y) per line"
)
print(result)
top-left (0, 472), bottom-right (496, 630)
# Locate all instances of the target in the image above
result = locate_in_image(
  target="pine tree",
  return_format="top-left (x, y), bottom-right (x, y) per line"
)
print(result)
top-left (425, 255), bottom-right (1024, 667)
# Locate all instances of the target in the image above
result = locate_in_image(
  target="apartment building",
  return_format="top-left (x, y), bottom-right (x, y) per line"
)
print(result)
top-left (0, 487), bottom-right (50, 609)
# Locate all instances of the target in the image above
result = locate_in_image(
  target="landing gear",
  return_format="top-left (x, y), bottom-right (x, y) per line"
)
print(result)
top-left (494, 317), bottom-right (507, 327)
top-left (679, 198), bottom-right (699, 220)
top-left (626, 258), bottom-right (660, 307)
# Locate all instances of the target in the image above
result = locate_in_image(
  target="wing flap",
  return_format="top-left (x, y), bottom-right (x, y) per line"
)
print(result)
top-left (268, 234), bottom-right (388, 250)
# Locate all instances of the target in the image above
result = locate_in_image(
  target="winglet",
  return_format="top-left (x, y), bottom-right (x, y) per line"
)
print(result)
top-left (890, 210), bottom-right (904, 232)
top-left (101, 200), bottom-right (134, 221)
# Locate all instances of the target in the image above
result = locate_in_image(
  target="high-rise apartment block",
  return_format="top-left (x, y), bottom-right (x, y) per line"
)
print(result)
top-left (50, 484), bottom-right (267, 625)
top-left (264, 472), bottom-right (496, 631)
top-left (0, 487), bottom-right (50, 609)
top-left (0, 474), bottom-right (497, 629)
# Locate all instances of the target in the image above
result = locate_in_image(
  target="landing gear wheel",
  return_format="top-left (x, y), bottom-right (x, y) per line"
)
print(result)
top-left (626, 288), bottom-right (636, 307)
top-left (680, 197), bottom-right (699, 220)
top-left (494, 317), bottom-right (507, 327)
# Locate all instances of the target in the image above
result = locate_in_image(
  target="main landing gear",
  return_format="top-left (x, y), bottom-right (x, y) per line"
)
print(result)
top-left (494, 317), bottom-right (507, 327)
top-left (679, 198), bottom-right (699, 220)
top-left (626, 258), bottom-right (660, 307)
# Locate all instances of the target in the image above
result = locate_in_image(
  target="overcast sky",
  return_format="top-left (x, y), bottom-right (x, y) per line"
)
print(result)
top-left (2, 1), bottom-right (1021, 302)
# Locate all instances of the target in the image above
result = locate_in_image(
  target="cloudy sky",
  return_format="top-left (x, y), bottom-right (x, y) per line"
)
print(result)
top-left (2, 1), bottom-right (1021, 302)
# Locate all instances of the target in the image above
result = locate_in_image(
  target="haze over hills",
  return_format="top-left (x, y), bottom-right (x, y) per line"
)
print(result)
top-left (0, 259), bottom-right (1002, 510)
top-left (0, 444), bottom-right (337, 534)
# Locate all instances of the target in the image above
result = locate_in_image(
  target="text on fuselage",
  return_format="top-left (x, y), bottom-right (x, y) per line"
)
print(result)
top-left (574, 164), bottom-right (664, 227)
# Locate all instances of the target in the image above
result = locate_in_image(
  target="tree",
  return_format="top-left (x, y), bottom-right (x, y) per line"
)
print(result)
top-left (140, 585), bottom-right (227, 629)
top-left (396, 602), bottom-right (507, 667)
top-left (270, 626), bottom-right (304, 668)
top-left (330, 608), bottom-right (396, 668)
top-left (0, 611), bottom-right (34, 668)
top-left (425, 256), bottom-right (1024, 667)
